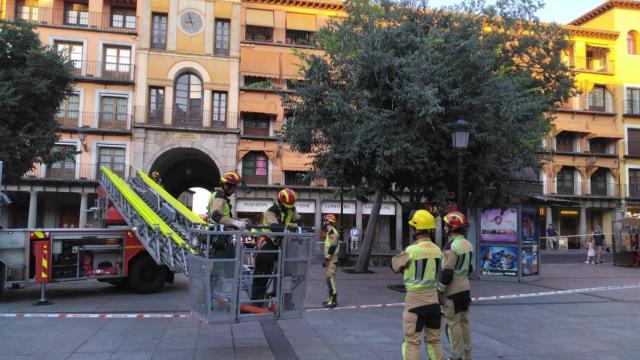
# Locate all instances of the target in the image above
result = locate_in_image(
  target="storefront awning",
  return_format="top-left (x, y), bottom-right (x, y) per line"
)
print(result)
top-left (282, 53), bottom-right (306, 79)
top-left (246, 9), bottom-right (274, 27)
top-left (526, 195), bottom-right (580, 206)
top-left (238, 140), bottom-right (277, 160)
top-left (587, 122), bottom-right (623, 139)
top-left (239, 95), bottom-right (279, 114)
top-left (286, 13), bottom-right (317, 31)
top-left (240, 48), bottom-right (280, 78)
top-left (553, 118), bottom-right (590, 134)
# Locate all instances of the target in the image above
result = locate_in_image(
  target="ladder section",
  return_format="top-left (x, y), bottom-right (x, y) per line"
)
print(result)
top-left (99, 167), bottom-right (192, 274)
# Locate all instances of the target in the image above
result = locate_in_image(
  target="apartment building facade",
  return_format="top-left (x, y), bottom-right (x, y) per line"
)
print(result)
top-left (0, 0), bottom-right (139, 228)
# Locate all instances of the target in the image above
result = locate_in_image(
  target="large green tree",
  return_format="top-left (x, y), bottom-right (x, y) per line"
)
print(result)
top-left (0, 21), bottom-right (74, 182)
top-left (283, 0), bottom-right (574, 271)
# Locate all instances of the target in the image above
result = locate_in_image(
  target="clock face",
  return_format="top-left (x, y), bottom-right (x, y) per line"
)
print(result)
top-left (180, 11), bottom-right (203, 34)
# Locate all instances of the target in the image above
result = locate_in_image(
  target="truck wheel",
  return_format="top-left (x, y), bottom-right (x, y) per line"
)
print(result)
top-left (128, 256), bottom-right (167, 294)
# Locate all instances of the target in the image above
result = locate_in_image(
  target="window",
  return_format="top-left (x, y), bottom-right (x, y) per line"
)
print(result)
top-left (242, 76), bottom-right (273, 89)
top-left (285, 29), bottom-right (314, 46)
top-left (56, 94), bottom-right (80, 126)
top-left (245, 25), bottom-right (273, 43)
top-left (212, 91), bottom-right (227, 126)
top-left (98, 147), bottom-right (126, 178)
top-left (111, 8), bottom-right (136, 30)
top-left (16, 1), bottom-right (38, 21)
top-left (629, 169), bottom-right (640, 197)
top-left (151, 13), bottom-right (168, 50)
top-left (286, 79), bottom-right (307, 91)
top-left (215, 19), bottom-right (230, 55)
top-left (284, 171), bottom-right (310, 186)
top-left (243, 112), bottom-right (271, 136)
top-left (148, 87), bottom-right (164, 124)
top-left (64, 2), bottom-right (88, 26)
top-left (99, 96), bottom-right (128, 127)
top-left (555, 132), bottom-right (574, 152)
top-left (242, 152), bottom-right (268, 185)
top-left (590, 169), bottom-right (608, 196)
top-left (627, 88), bottom-right (640, 115)
top-left (557, 168), bottom-right (574, 195)
top-left (589, 138), bottom-right (608, 154)
top-left (174, 72), bottom-right (202, 125)
top-left (628, 31), bottom-right (639, 55)
top-left (103, 46), bottom-right (131, 80)
top-left (628, 128), bottom-right (640, 157)
top-left (586, 47), bottom-right (609, 72)
top-left (48, 145), bottom-right (76, 179)
top-left (55, 41), bottom-right (83, 75)
top-left (587, 85), bottom-right (610, 112)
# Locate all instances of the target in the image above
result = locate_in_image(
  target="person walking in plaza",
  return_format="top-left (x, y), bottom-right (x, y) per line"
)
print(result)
top-left (546, 224), bottom-right (558, 250)
top-left (585, 238), bottom-right (595, 264)
top-left (349, 225), bottom-right (360, 253)
top-left (392, 210), bottom-right (445, 360)
top-left (438, 210), bottom-right (473, 360)
top-left (592, 225), bottom-right (606, 264)
top-left (322, 214), bottom-right (339, 308)
top-left (250, 188), bottom-right (300, 303)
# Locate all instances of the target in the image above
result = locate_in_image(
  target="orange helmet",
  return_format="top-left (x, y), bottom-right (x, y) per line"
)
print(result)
top-left (220, 171), bottom-right (241, 186)
top-left (443, 211), bottom-right (468, 230)
top-left (278, 188), bottom-right (296, 208)
top-left (323, 214), bottom-right (337, 224)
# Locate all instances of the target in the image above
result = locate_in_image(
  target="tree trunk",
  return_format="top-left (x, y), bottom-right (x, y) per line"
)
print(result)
top-left (355, 191), bottom-right (383, 272)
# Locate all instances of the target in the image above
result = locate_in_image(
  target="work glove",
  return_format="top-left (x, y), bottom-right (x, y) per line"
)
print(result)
top-left (232, 220), bottom-right (246, 231)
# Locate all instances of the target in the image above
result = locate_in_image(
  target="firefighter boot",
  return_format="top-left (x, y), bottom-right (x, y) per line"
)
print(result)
top-left (323, 294), bottom-right (337, 308)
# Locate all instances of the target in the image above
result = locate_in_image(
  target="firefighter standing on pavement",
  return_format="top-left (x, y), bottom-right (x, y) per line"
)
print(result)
top-left (250, 188), bottom-right (301, 302)
top-left (438, 211), bottom-right (474, 360)
top-left (392, 210), bottom-right (445, 360)
top-left (322, 214), bottom-right (339, 308)
top-left (207, 171), bottom-right (246, 230)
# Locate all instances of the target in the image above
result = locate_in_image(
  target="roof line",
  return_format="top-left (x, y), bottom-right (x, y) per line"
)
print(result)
top-left (243, 0), bottom-right (344, 11)
top-left (568, 0), bottom-right (640, 26)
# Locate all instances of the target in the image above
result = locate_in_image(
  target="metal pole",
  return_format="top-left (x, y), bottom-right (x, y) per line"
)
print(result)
top-left (457, 151), bottom-right (464, 211)
top-left (34, 283), bottom-right (52, 306)
top-left (339, 186), bottom-right (344, 244)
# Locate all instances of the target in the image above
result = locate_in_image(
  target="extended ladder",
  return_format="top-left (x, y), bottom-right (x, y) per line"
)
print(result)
top-left (99, 167), bottom-right (193, 274)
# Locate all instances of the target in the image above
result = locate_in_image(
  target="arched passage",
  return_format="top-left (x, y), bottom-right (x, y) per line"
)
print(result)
top-left (149, 147), bottom-right (220, 198)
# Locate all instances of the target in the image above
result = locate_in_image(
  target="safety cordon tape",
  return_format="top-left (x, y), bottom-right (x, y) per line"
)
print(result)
top-left (1, 283), bottom-right (639, 319)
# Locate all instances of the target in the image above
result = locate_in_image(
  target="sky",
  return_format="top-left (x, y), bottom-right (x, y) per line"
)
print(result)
top-left (426, 0), bottom-right (608, 24)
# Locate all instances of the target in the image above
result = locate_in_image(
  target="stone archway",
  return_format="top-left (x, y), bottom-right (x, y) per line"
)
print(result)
top-left (149, 147), bottom-right (220, 198)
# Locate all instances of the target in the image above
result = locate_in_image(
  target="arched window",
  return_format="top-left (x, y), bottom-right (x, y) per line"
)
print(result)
top-left (557, 167), bottom-right (575, 195)
top-left (242, 152), bottom-right (268, 185)
top-left (174, 72), bottom-right (202, 125)
top-left (590, 168), bottom-right (608, 196)
top-left (628, 31), bottom-right (639, 55)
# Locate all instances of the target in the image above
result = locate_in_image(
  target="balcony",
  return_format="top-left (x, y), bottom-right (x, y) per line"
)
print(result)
top-left (134, 107), bottom-right (234, 130)
top-left (22, 163), bottom-right (126, 182)
top-left (558, 93), bottom-right (614, 113)
top-left (243, 174), bottom-right (268, 185)
top-left (69, 60), bottom-right (134, 84)
top-left (571, 56), bottom-right (614, 74)
top-left (12, 6), bottom-right (137, 34)
top-left (55, 112), bottom-right (131, 131)
top-left (553, 181), bottom-right (619, 197)
top-left (241, 26), bottom-right (317, 48)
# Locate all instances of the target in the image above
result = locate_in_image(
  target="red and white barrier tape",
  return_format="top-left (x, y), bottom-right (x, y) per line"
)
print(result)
top-left (0, 312), bottom-right (191, 319)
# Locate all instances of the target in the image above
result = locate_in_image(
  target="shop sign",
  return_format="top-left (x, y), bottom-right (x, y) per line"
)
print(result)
top-left (295, 200), bottom-right (315, 214)
top-left (480, 245), bottom-right (518, 277)
top-left (236, 199), bottom-right (272, 212)
top-left (321, 202), bottom-right (356, 214)
top-left (480, 208), bottom-right (518, 243)
top-left (362, 202), bottom-right (396, 216)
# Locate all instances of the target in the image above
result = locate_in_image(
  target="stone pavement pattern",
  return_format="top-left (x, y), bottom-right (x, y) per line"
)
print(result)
top-left (0, 261), bottom-right (639, 359)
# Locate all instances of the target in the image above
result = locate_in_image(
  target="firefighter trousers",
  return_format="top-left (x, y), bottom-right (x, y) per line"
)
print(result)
top-left (402, 302), bottom-right (444, 360)
top-left (443, 292), bottom-right (472, 360)
top-left (325, 254), bottom-right (338, 298)
top-left (250, 238), bottom-right (279, 302)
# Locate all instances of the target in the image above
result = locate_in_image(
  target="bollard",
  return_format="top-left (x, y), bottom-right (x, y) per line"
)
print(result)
top-left (33, 283), bottom-right (52, 306)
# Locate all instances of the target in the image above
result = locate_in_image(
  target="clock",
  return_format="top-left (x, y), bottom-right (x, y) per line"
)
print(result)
top-left (179, 11), bottom-right (203, 35)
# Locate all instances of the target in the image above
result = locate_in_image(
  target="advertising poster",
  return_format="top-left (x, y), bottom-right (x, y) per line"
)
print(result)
top-left (480, 208), bottom-right (518, 243)
top-left (480, 246), bottom-right (519, 277)
top-left (521, 246), bottom-right (539, 276)
top-left (521, 210), bottom-right (539, 244)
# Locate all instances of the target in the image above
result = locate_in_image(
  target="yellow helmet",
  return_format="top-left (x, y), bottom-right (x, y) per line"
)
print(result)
top-left (408, 210), bottom-right (436, 230)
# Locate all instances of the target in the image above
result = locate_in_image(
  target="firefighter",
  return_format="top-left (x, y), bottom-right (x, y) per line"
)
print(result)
top-left (250, 188), bottom-right (301, 302)
top-left (392, 210), bottom-right (445, 360)
top-left (207, 171), bottom-right (246, 230)
top-left (438, 210), bottom-right (473, 360)
top-left (322, 214), bottom-right (339, 308)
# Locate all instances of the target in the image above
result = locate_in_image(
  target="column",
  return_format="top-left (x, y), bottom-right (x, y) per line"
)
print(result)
top-left (314, 203), bottom-right (322, 234)
top-left (138, 0), bottom-right (152, 48)
top-left (88, 0), bottom-right (104, 29)
top-left (27, 191), bottom-right (38, 228)
top-left (204, 1), bottom-right (215, 55)
top-left (546, 207), bottom-right (553, 227)
top-left (203, 91), bottom-right (212, 127)
top-left (395, 203), bottom-right (402, 251)
top-left (167, 0), bottom-right (178, 51)
top-left (79, 193), bottom-right (88, 228)
top-left (164, 87), bottom-right (174, 125)
top-left (355, 201), bottom-right (363, 236)
top-left (579, 206), bottom-right (587, 248)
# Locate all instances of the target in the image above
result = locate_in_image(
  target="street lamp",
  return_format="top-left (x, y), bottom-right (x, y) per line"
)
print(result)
top-left (451, 119), bottom-right (470, 210)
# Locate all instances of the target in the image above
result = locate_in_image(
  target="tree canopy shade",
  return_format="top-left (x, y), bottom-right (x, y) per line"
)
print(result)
top-left (282, 0), bottom-right (574, 270)
top-left (0, 21), bottom-right (74, 182)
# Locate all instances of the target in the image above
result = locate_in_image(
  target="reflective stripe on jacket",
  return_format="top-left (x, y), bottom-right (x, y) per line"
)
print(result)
top-left (324, 227), bottom-right (339, 258)
top-left (403, 240), bottom-right (443, 291)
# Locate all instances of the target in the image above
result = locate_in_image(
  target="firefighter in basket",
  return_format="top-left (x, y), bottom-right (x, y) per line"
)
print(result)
top-left (206, 171), bottom-right (249, 257)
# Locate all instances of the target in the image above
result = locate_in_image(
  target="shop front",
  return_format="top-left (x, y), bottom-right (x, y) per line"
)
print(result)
top-left (235, 198), bottom-right (316, 227)
top-left (362, 202), bottom-right (398, 254)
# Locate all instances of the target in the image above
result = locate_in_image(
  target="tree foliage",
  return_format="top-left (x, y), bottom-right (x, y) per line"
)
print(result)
top-left (0, 21), bottom-right (74, 182)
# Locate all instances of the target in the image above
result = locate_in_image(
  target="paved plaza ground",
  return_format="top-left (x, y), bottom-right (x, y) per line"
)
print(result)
top-left (0, 255), bottom-right (639, 359)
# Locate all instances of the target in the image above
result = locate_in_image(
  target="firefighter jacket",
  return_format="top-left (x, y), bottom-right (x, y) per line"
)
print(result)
top-left (207, 190), bottom-right (233, 225)
top-left (324, 227), bottom-right (339, 259)
top-left (262, 203), bottom-right (300, 228)
top-left (438, 234), bottom-right (473, 296)
top-left (392, 238), bottom-right (443, 292)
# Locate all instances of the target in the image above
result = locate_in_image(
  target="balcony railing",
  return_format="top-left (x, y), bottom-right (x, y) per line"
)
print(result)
top-left (22, 163), bottom-right (126, 182)
top-left (134, 107), bottom-right (234, 129)
top-left (68, 60), bottom-right (134, 83)
top-left (552, 181), bottom-right (619, 197)
top-left (558, 93), bottom-right (614, 113)
top-left (241, 26), bottom-right (317, 47)
top-left (55, 112), bottom-right (131, 131)
top-left (243, 174), bottom-right (268, 185)
top-left (12, 6), bottom-right (137, 33)
top-left (626, 100), bottom-right (640, 115)
top-left (571, 56), bottom-right (614, 74)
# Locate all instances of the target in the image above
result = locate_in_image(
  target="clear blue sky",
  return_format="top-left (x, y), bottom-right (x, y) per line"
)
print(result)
top-left (426, 0), bottom-right (608, 24)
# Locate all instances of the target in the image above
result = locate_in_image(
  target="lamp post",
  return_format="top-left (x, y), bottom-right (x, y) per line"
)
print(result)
top-left (451, 119), bottom-right (470, 210)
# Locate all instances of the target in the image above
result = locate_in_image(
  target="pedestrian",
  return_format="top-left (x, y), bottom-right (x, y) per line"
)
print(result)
top-left (349, 225), bottom-right (360, 253)
top-left (546, 224), bottom-right (558, 250)
top-left (438, 210), bottom-right (473, 360)
top-left (585, 238), bottom-right (595, 264)
top-left (592, 225), bottom-right (605, 265)
top-left (391, 210), bottom-right (445, 360)
top-left (322, 214), bottom-right (339, 308)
